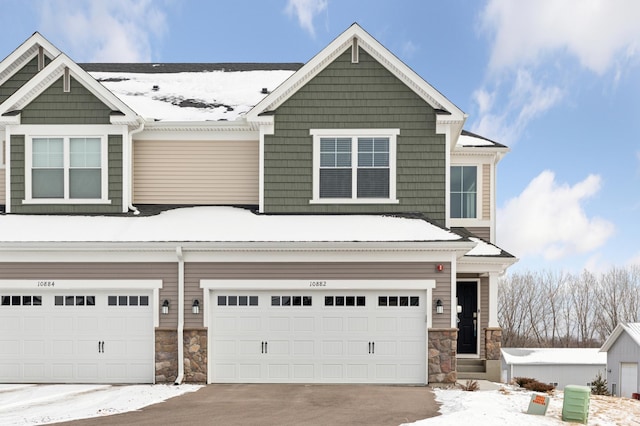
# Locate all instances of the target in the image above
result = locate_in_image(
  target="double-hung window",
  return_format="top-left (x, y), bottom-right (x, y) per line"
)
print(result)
top-left (27, 134), bottom-right (107, 203)
top-left (450, 165), bottom-right (477, 218)
top-left (311, 129), bottom-right (399, 203)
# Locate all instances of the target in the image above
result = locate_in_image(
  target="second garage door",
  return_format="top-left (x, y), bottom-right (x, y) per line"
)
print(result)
top-left (209, 290), bottom-right (426, 384)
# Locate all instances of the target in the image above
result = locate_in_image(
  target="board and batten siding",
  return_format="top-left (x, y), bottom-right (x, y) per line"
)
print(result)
top-left (185, 261), bottom-right (451, 329)
top-left (0, 262), bottom-right (178, 328)
top-left (263, 48), bottom-right (446, 222)
top-left (133, 140), bottom-right (259, 205)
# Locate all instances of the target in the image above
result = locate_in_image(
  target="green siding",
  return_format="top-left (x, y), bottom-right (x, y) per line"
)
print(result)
top-left (0, 56), bottom-right (50, 104)
top-left (21, 77), bottom-right (112, 125)
top-left (263, 48), bottom-right (446, 222)
top-left (10, 134), bottom-right (123, 214)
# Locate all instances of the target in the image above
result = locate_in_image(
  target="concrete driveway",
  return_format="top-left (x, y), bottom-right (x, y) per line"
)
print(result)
top-left (57, 384), bottom-right (440, 426)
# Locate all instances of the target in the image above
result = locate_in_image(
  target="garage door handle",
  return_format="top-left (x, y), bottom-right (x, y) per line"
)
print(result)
top-left (372, 342), bottom-right (375, 354)
top-left (98, 341), bottom-right (104, 353)
top-left (261, 341), bottom-right (264, 353)
top-left (264, 341), bottom-right (268, 354)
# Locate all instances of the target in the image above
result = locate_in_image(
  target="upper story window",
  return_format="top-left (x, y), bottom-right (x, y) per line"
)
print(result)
top-left (25, 132), bottom-right (109, 204)
top-left (311, 129), bottom-right (399, 204)
top-left (450, 165), bottom-right (477, 218)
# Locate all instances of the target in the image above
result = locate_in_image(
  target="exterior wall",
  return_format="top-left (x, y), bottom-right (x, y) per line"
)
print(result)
top-left (465, 227), bottom-right (491, 241)
top-left (263, 48), bottom-right (446, 222)
top-left (482, 163), bottom-right (490, 220)
top-left (505, 364), bottom-right (606, 390)
top-left (0, 56), bottom-right (50, 104)
top-left (9, 134), bottom-right (124, 213)
top-left (133, 139), bottom-right (259, 205)
top-left (185, 261), bottom-right (451, 330)
top-left (21, 77), bottom-right (112, 125)
top-left (607, 332), bottom-right (640, 396)
top-left (428, 328), bottom-right (457, 383)
top-left (184, 328), bottom-right (207, 382)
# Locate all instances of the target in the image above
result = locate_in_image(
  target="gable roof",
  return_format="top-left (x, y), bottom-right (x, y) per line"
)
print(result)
top-left (600, 322), bottom-right (640, 352)
top-left (0, 32), bottom-right (61, 87)
top-left (245, 23), bottom-right (467, 127)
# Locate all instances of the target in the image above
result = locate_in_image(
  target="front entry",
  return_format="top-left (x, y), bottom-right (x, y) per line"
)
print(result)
top-left (456, 281), bottom-right (478, 354)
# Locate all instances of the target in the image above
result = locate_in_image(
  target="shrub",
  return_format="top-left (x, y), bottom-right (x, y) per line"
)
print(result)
top-left (460, 380), bottom-right (480, 391)
top-left (513, 377), bottom-right (537, 387)
top-left (591, 371), bottom-right (610, 396)
top-left (523, 381), bottom-right (555, 393)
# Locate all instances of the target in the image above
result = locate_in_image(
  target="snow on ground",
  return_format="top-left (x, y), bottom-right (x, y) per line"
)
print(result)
top-left (0, 384), bottom-right (201, 425)
top-left (404, 385), bottom-right (640, 426)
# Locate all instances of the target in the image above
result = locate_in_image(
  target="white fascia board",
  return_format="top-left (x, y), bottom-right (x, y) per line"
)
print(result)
top-left (0, 54), bottom-right (138, 124)
top-left (246, 23), bottom-right (466, 123)
top-left (0, 32), bottom-right (61, 86)
top-left (201, 279), bottom-right (436, 291)
top-left (135, 124), bottom-right (258, 141)
top-left (0, 279), bottom-right (162, 290)
top-left (456, 256), bottom-right (518, 274)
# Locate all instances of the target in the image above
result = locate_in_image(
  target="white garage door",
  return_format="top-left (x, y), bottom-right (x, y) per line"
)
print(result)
top-left (209, 291), bottom-right (426, 384)
top-left (620, 363), bottom-right (638, 398)
top-left (0, 291), bottom-right (154, 383)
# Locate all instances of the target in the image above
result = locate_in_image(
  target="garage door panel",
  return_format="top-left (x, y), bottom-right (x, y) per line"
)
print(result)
top-left (210, 290), bottom-right (426, 384)
top-left (0, 291), bottom-right (154, 384)
top-left (215, 340), bottom-right (237, 355)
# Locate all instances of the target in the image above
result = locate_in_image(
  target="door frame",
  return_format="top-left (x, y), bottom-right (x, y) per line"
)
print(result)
top-left (456, 279), bottom-right (481, 359)
top-left (201, 279), bottom-right (435, 384)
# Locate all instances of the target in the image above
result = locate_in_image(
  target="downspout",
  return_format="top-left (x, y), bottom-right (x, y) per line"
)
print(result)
top-left (174, 245), bottom-right (185, 385)
top-left (127, 118), bottom-right (145, 215)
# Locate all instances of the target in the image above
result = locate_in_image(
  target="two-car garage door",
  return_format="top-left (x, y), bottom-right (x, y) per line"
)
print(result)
top-left (209, 290), bottom-right (427, 384)
top-left (0, 291), bottom-right (154, 383)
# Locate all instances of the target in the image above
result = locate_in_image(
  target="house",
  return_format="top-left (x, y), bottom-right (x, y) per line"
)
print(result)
top-left (0, 24), bottom-right (516, 385)
top-left (600, 323), bottom-right (640, 397)
top-left (501, 348), bottom-right (607, 390)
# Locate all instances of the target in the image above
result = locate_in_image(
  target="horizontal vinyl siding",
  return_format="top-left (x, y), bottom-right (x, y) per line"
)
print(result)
top-left (0, 262), bottom-right (178, 328)
top-left (466, 227), bottom-right (491, 241)
top-left (185, 261), bottom-right (451, 329)
top-left (482, 164), bottom-right (490, 220)
top-left (133, 140), bottom-right (258, 205)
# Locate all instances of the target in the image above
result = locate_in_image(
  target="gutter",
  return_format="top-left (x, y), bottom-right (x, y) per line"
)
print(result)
top-left (174, 245), bottom-right (185, 385)
top-left (127, 118), bottom-right (145, 215)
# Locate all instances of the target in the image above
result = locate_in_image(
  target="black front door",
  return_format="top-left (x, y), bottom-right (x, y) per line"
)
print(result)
top-left (456, 281), bottom-right (478, 354)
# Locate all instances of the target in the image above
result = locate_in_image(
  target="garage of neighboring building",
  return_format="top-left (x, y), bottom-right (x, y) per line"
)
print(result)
top-left (0, 281), bottom-right (160, 384)
top-left (203, 280), bottom-right (434, 384)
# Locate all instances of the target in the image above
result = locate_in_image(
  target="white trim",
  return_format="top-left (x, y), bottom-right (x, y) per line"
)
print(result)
top-left (488, 272), bottom-right (499, 327)
top-left (310, 128), bottom-right (399, 203)
top-left (0, 32), bottom-right (61, 87)
top-left (4, 127), bottom-right (9, 212)
top-left (449, 163), bottom-right (480, 221)
top-left (201, 279), bottom-right (435, 291)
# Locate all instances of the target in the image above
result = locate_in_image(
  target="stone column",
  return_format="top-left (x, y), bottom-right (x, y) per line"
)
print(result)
top-left (485, 327), bottom-right (502, 360)
top-left (184, 328), bottom-right (208, 383)
top-left (428, 328), bottom-right (458, 383)
top-left (155, 328), bottom-right (178, 383)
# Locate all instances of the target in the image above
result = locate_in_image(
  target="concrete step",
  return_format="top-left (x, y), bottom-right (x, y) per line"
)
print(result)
top-left (457, 359), bottom-right (486, 373)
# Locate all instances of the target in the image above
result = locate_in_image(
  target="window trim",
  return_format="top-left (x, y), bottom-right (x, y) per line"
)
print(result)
top-left (310, 128), bottom-right (399, 204)
top-left (24, 130), bottom-right (110, 204)
top-left (450, 164), bottom-right (478, 219)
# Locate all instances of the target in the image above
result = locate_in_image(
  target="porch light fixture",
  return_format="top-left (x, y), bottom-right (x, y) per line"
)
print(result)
top-left (435, 299), bottom-right (444, 314)
top-left (162, 299), bottom-right (170, 315)
top-left (192, 299), bottom-right (200, 315)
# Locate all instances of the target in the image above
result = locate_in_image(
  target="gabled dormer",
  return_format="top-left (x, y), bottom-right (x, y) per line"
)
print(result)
top-left (0, 33), bottom-right (140, 214)
top-left (247, 23), bottom-right (468, 223)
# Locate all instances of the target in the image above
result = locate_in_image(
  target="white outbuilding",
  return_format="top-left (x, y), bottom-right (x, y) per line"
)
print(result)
top-left (501, 348), bottom-right (606, 390)
top-left (600, 323), bottom-right (640, 398)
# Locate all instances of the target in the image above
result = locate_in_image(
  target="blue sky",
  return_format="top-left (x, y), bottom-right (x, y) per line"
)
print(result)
top-left (1, 0), bottom-right (639, 273)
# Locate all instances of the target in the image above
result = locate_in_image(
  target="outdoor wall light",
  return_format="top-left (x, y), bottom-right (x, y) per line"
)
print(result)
top-left (435, 299), bottom-right (444, 314)
top-left (192, 299), bottom-right (200, 315)
top-left (162, 299), bottom-right (170, 315)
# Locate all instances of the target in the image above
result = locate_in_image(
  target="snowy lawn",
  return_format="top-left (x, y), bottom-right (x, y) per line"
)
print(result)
top-left (0, 384), bottom-right (201, 425)
top-left (404, 385), bottom-right (640, 425)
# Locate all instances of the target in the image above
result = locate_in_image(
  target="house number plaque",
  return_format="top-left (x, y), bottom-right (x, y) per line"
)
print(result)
top-left (36, 281), bottom-right (55, 287)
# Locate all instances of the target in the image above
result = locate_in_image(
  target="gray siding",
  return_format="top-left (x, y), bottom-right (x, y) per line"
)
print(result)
top-left (607, 331), bottom-right (640, 396)
top-left (264, 48), bottom-right (446, 222)
top-left (9, 134), bottom-right (123, 213)
top-left (0, 262), bottom-right (178, 328)
top-left (185, 261), bottom-right (452, 329)
top-left (466, 227), bottom-right (491, 242)
top-left (21, 76), bottom-right (112, 125)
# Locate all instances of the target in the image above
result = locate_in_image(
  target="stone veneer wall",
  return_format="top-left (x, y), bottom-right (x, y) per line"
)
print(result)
top-left (155, 328), bottom-right (178, 383)
top-left (184, 329), bottom-right (208, 383)
top-left (485, 327), bottom-right (502, 360)
top-left (428, 328), bottom-right (457, 383)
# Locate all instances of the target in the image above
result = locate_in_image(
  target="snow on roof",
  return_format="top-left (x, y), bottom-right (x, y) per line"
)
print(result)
top-left (501, 348), bottom-right (606, 365)
top-left (600, 322), bottom-right (640, 352)
top-left (88, 69), bottom-right (296, 121)
top-left (465, 237), bottom-right (503, 256)
top-left (0, 206), bottom-right (463, 243)
top-left (456, 130), bottom-right (506, 148)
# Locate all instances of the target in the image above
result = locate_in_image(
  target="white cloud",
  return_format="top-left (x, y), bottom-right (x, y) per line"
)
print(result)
top-left (285, 0), bottom-right (327, 38)
top-left (470, 69), bottom-right (563, 145)
top-left (480, 0), bottom-right (640, 74)
top-left (38, 0), bottom-right (168, 62)
top-left (497, 171), bottom-right (615, 261)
